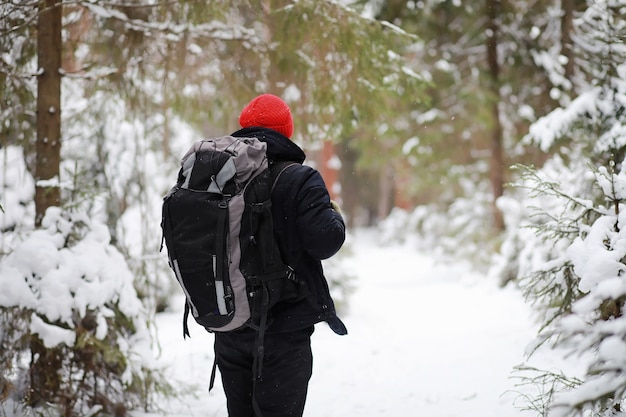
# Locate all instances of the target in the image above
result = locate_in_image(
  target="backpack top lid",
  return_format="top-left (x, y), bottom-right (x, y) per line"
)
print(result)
top-left (178, 136), bottom-right (268, 194)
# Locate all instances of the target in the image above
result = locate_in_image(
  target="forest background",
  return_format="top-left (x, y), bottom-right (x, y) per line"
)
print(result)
top-left (1, 0), bottom-right (626, 416)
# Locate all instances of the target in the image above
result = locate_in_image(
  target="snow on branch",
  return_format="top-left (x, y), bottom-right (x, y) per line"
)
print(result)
top-left (81, 1), bottom-right (263, 44)
top-left (524, 88), bottom-right (600, 152)
top-left (0, 206), bottom-right (145, 346)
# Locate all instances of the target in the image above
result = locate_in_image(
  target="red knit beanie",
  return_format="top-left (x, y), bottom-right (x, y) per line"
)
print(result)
top-left (239, 94), bottom-right (294, 139)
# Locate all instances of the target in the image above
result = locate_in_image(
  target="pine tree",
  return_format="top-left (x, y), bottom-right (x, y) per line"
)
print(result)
top-left (502, 1), bottom-right (626, 415)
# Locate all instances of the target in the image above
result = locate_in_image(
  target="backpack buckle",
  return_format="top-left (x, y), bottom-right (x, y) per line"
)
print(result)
top-left (287, 266), bottom-right (298, 282)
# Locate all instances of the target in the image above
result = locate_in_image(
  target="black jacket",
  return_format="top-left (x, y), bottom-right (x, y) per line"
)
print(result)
top-left (231, 127), bottom-right (347, 335)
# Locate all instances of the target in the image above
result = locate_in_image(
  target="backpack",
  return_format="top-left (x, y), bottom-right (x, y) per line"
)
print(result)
top-left (160, 136), bottom-right (302, 340)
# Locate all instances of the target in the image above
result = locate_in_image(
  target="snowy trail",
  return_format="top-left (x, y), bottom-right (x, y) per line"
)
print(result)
top-left (307, 232), bottom-right (537, 417)
top-left (137, 230), bottom-right (539, 417)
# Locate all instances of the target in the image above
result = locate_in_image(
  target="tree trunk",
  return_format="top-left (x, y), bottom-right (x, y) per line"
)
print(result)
top-left (29, 0), bottom-right (64, 407)
top-left (320, 140), bottom-right (339, 201)
top-left (337, 143), bottom-right (359, 227)
top-left (561, 0), bottom-right (575, 84)
top-left (486, 0), bottom-right (505, 231)
top-left (35, 0), bottom-right (63, 227)
top-left (377, 164), bottom-right (394, 221)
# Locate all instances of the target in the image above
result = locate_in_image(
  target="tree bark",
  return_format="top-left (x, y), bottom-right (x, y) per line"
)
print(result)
top-left (486, 0), bottom-right (505, 231)
top-left (561, 0), bottom-right (575, 84)
top-left (377, 164), bottom-right (395, 221)
top-left (320, 140), bottom-right (339, 201)
top-left (35, 0), bottom-right (63, 227)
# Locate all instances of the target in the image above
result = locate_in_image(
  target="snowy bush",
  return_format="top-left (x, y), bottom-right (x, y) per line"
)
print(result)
top-left (321, 233), bottom-right (356, 315)
top-left (508, 161), bottom-right (626, 417)
top-left (496, 1), bottom-right (626, 414)
top-left (0, 145), bottom-right (35, 253)
top-left (60, 81), bottom-right (187, 315)
top-left (0, 207), bottom-right (168, 416)
top-left (377, 182), bottom-right (497, 270)
top-left (492, 153), bottom-right (599, 297)
top-left (501, 1), bottom-right (626, 413)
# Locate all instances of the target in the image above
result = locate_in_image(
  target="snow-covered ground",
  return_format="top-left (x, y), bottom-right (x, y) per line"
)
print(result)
top-left (137, 229), bottom-right (545, 417)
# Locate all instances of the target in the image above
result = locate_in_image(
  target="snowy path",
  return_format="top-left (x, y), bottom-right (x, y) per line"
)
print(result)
top-left (137, 230), bottom-right (540, 417)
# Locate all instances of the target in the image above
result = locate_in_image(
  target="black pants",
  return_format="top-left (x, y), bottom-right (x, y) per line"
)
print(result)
top-left (214, 326), bottom-right (314, 417)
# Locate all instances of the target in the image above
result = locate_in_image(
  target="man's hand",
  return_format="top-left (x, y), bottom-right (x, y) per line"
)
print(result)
top-left (330, 200), bottom-right (342, 216)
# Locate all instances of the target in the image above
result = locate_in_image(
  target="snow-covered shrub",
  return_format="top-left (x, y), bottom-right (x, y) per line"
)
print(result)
top-left (0, 207), bottom-right (169, 416)
top-left (321, 233), bottom-right (356, 315)
top-left (60, 81), bottom-right (186, 315)
top-left (491, 152), bottom-right (599, 297)
top-left (508, 160), bottom-right (626, 417)
top-left (378, 186), bottom-right (497, 270)
top-left (547, 163), bottom-right (626, 415)
top-left (501, 1), bottom-right (626, 413)
top-left (489, 0), bottom-right (626, 413)
top-left (0, 145), bottom-right (35, 253)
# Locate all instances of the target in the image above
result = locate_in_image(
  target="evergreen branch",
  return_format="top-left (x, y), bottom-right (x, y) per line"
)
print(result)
top-left (80, 1), bottom-right (265, 46)
top-left (524, 178), bottom-right (601, 217)
top-left (1, 0), bottom-right (265, 49)
top-left (0, 0), bottom-right (43, 36)
top-left (509, 365), bottom-right (582, 417)
top-left (76, 0), bottom-right (181, 9)
top-left (520, 262), bottom-right (583, 334)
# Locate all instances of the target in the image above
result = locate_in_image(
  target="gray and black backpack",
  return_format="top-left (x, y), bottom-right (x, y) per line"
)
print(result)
top-left (160, 136), bottom-right (301, 340)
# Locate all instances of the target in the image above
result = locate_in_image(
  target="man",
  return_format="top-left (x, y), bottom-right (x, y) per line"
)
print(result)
top-left (213, 93), bottom-right (347, 417)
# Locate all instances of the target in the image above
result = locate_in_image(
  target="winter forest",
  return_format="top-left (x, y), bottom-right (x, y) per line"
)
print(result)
top-left (1, 0), bottom-right (626, 416)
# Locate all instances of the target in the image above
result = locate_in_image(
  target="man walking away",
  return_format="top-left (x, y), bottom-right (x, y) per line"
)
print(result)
top-left (214, 93), bottom-right (347, 417)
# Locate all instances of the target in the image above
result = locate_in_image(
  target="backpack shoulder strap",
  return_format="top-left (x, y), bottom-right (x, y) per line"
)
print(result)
top-left (269, 161), bottom-right (300, 191)
top-left (267, 160), bottom-right (305, 274)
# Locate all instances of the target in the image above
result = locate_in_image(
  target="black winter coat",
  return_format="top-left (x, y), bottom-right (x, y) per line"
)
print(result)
top-left (231, 127), bottom-right (348, 335)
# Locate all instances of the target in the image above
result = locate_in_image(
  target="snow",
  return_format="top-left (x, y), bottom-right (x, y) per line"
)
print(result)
top-left (0, 206), bottom-right (148, 349)
top-left (525, 89), bottom-right (600, 152)
top-left (30, 314), bottom-right (76, 348)
top-left (567, 216), bottom-right (624, 294)
top-left (134, 229), bottom-right (543, 417)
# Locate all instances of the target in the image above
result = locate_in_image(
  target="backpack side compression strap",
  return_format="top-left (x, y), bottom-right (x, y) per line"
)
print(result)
top-left (214, 201), bottom-right (228, 314)
top-left (161, 193), bottom-right (194, 339)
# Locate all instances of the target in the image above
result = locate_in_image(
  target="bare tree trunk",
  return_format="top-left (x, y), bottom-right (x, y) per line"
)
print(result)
top-left (29, 0), bottom-right (64, 407)
top-left (486, 0), bottom-right (505, 231)
top-left (35, 0), bottom-right (62, 227)
top-left (377, 164), bottom-right (394, 221)
top-left (337, 144), bottom-right (357, 227)
top-left (320, 140), bottom-right (339, 201)
top-left (561, 0), bottom-right (575, 84)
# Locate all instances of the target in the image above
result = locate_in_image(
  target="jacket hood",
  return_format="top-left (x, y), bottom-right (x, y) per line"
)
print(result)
top-left (231, 127), bottom-right (306, 164)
